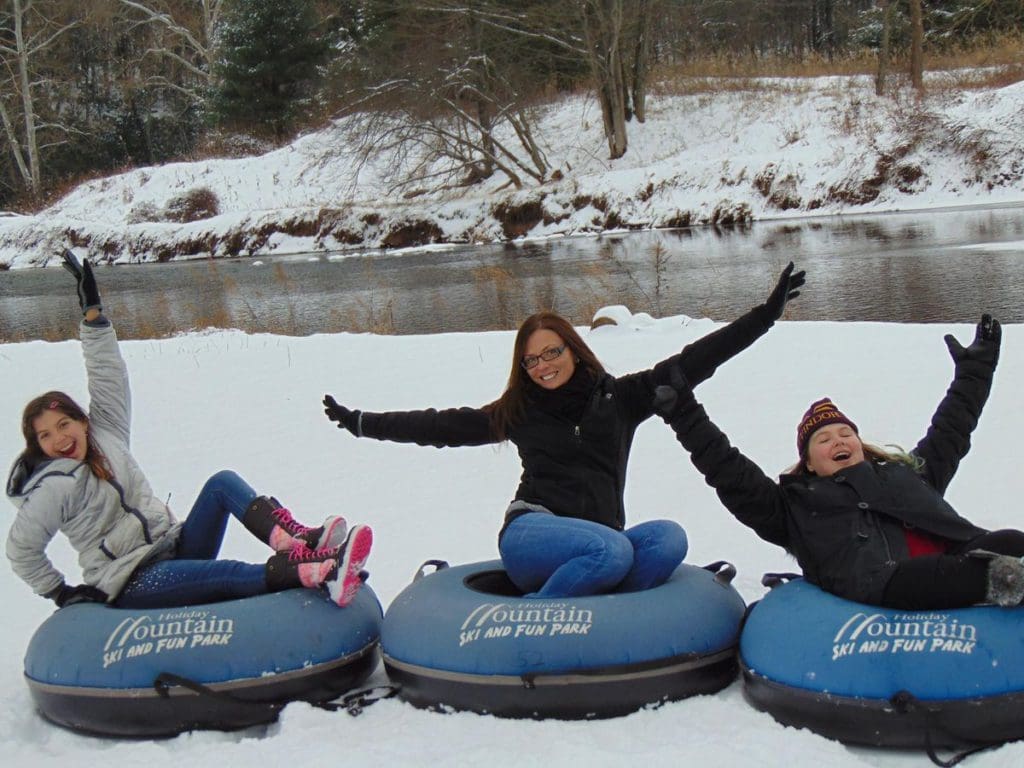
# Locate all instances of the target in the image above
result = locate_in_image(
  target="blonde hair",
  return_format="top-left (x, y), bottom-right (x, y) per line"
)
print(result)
top-left (785, 441), bottom-right (922, 476)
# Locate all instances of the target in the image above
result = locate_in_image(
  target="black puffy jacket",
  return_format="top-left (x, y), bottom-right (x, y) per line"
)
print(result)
top-left (668, 356), bottom-right (995, 604)
top-left (355, 305), bottom-right (777, 535)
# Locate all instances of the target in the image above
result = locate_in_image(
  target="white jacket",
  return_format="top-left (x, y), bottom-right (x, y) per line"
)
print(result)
top-left (6, 320), bottom-right (180, 600)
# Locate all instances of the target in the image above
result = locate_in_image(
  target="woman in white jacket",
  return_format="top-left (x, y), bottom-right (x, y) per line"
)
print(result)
top-left (6, 253), bottom-right (371, 609)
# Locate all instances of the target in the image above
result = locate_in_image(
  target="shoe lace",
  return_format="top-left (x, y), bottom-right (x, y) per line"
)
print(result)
top-left (288, 541), bottom-right (338, 562)
top-left (272, 507), bottom-right (311, 535)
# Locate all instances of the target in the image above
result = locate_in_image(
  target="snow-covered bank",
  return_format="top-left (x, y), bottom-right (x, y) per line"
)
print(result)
top-left (3, 312), bottom-right (1024, 766)
top-left (1, 75), bottom-right (1022, 268)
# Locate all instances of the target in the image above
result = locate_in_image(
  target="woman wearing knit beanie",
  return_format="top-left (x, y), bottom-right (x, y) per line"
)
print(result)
top-left (655, 314), bottom-right (1024, 610)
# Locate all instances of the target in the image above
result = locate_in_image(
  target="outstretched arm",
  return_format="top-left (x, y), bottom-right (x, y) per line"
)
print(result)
top-left (670, 261), bottom-right (804, 386)
top-left (914, 314), bottom-right (1001, 494)
top-left (654, 372), bottom-right (792, 549)
top-left (622, 263), bottom-right (805, 419)
top-left (323, 395), bottom-right (496, 448)
top-left (63, 251), bottom-right (132, 445)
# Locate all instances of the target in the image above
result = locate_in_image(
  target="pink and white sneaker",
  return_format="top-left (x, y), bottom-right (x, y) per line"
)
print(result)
top-left (313, 515), bottom-right (348, 550)
top-left (327, 525), bottom-right (373, 608)
top-left (271, 542), bottom-right (340, 589)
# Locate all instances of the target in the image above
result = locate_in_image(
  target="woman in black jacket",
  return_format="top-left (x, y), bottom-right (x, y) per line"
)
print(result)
top-left (322, 264), bottom-right (805, 598)
top-left (656, 314), bottom-right (1024, 609)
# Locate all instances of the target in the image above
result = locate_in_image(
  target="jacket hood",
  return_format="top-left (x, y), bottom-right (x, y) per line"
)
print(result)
top-left (6, 454), bottom-right (81, 506)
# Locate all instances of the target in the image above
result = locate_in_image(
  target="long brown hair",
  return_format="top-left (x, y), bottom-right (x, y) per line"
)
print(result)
top-left (485, 312), bottom-right (605, 440)
top-left (20, 391), bottom-right (113, 481)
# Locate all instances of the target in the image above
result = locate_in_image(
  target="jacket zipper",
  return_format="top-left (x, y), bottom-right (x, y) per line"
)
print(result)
top-left (873, 513), bottom-right (896, 565)
top-left (109, 477), bottom-right (154, 545)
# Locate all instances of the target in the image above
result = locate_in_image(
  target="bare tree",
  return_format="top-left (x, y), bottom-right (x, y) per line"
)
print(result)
top-left (0, 0), bottom-right (79, 199)
top-left (376, 1), bottom-right (654, 162)
top-left (874, 0), bottom-right (894, 96)
top-left (624, 0), bottom-right (658, 123)
top-left (117, 0), bottom-right (223, 103)
top-left (337, 2), bottom-right (555, 191)
top-left (579, 1), bottom-right (627, 159)
top-left (908, 0), bottom-right (924, 93)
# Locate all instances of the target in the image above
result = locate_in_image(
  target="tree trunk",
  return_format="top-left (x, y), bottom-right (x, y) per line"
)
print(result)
top-left (875, 0), bottom-right (893, 96)
top-left (581, 0), bottom-right (628, 160)
top-left (2, 0), bottom-right (42, 197)
top-left (628, 0), bottom-right (654, 123)
top-left (909, 0), bottom-right (925, 94)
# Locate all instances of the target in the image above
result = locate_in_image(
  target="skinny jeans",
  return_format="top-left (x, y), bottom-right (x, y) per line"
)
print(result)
top-left (499, 512), bottom-right (688, 598)
top-left (115, 470), bottom-right (267, 608)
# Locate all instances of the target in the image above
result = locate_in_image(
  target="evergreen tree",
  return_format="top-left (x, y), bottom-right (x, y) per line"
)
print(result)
top-left (211, 0), bottom-right (328, 142)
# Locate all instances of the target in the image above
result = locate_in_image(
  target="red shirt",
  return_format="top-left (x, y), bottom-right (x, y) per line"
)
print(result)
top-left (903, 525), bottom-right (950, 557)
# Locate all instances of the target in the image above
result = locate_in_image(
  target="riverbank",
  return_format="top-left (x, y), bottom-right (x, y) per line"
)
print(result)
top-left (1, 73), bottom-right (1022, 269)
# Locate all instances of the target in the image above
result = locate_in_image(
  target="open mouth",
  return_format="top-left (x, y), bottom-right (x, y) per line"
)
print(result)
top-left (832, 451), bottom-right (851, 461)
top-left (58, 442), bottom-right (78, 458)
top-left (540, 371), bottom-right (558, 382)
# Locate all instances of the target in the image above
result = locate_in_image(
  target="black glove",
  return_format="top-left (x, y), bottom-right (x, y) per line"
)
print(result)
top-left (761, 261), bottom-right (805, 322)
top-left (944, 313), bottom-right (1001, 369)
top-left (652, 367), bottom-right (694, 421)
top-left (45, 582), bottom-right (108, 608)
top-left (61, 250), bottom-right (102, 315)
top-left (324, 395), bottom-right (362, 436)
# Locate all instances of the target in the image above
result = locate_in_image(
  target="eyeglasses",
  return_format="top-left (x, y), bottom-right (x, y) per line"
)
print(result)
top-left (521, 345), bottom-right (566, 370)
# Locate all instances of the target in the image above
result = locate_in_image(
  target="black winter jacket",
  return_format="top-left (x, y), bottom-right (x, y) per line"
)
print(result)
top-left (668, 355), bottom-right (995, 604)
top-left (355, 306), bottom-right (777, 535)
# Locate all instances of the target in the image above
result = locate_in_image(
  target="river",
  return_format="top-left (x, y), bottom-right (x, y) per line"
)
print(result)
top-left (1, 205), bottom-right (1022, 342)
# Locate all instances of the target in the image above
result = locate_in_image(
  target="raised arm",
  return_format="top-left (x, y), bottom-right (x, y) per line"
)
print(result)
top-left (621, 262), bottom-right (805, 420)
top-left (63, 251), bottom-right (132, 445)
top-left (913, 314), bottom-right (1001, 494)
top-left (654, 373), bottom-right (792, 549)
top-left (323, 395), bottom-right (496, 448)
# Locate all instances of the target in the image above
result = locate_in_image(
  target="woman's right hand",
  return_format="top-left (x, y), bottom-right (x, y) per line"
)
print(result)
top-left (45, 582), bottom-right (109, 608)
top-left (61, 250), bottom-right (102, 316)
top-left (324, 395), bottom-right (362, 436)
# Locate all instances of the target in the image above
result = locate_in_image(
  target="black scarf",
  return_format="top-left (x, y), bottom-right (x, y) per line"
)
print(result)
top-left (525, 365), bottom-right (597, 424)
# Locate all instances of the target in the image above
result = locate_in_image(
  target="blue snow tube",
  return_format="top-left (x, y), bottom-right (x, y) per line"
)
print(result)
top-left (740, 577), bottom-right (1024, 748)
top-left (24, 586), bottom-right (383, 737)
top-left (382, 559), bottom-right (746, 718)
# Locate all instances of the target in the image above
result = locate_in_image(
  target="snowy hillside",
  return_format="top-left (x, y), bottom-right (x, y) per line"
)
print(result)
top-left (1, 75), bottom-right (1022, 268)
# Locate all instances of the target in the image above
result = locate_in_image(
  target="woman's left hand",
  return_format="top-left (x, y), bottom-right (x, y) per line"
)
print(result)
top-left (762, 261), bottom-right (805, 321)
top-left (944, 313), bottom-right (1001, 368)
top-left (61, 249), bottom-right (102, 316)
top-left (652, 367), bottom-right (695, 421)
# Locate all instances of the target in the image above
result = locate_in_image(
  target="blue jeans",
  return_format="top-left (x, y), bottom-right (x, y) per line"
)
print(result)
top-left (498, 513), bottom-right (688, 598)
top-left (116, 470), bottom-right (267, 608)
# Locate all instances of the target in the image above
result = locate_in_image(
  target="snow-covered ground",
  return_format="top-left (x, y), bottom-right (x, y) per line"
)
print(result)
top-left (1, 74), bottom-right (1022, 267)
top-left (4, 306), bottom-right (1024, 766)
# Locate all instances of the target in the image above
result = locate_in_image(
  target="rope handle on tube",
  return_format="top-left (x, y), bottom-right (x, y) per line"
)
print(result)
top-left (152, 672), bottom-right (283, 718)
top-left (413, 559), bottom-right (449, 581)
top-left (889, 690), bottom-right (1003, 767)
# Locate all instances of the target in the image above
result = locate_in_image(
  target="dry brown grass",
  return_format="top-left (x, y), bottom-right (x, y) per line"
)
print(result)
top-left (653, 31), bottom-right (1024, 95)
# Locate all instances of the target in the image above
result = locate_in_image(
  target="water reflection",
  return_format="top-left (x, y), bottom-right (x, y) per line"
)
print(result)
top-left (1, 205), bottom-right (1022, 342)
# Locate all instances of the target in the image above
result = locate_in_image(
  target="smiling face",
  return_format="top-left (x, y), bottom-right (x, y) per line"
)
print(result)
top-left (804, 423), bottom-right (865, 476)
top-left (523, 328), bottom-right (575, 390)
top-left (32, 408), bottom-right (89, 462)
